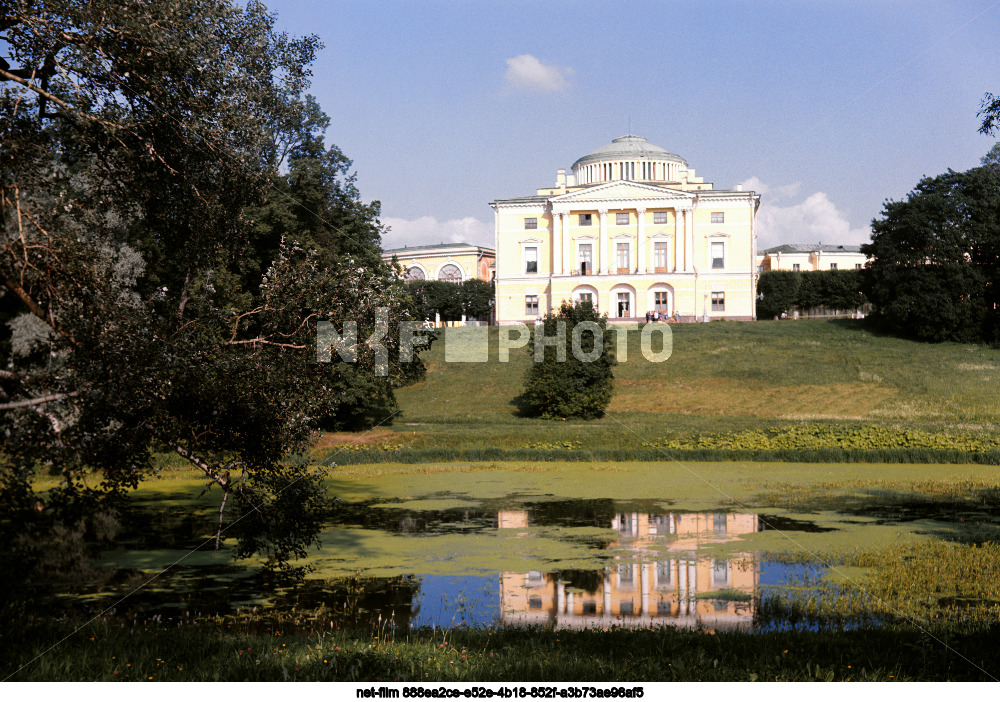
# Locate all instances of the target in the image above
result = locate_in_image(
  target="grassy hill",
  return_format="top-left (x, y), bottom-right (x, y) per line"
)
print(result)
top-left (315, 319), bottom-right (1000, 462)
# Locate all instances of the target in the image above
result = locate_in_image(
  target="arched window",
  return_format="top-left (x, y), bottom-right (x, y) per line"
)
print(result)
top-left (438, 263), bottom-right (462, 282)
top-left (405, 266), bottom-right (425, 281)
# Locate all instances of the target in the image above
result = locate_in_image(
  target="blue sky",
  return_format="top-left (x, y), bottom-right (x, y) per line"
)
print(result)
top-left (260, 0), bottom-right (1000, 250)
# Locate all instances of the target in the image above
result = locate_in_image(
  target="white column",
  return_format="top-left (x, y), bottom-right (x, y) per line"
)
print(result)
top-left (557, 580), bottom-right (566, 613)
top-left (674, 209), bottom-right (684, 271)
top-left (598, 209), bottom-right (609, 275)
top-left (603, 568), bottom-right (612, 614)
top-left (562, 213), bottom-right (571, 276)
top-left (636, 207), bottom-right (646, 273)
top-left (553, 211), bottom-right (562, 277)
top-left (686, 208), bottom-right (695, 272)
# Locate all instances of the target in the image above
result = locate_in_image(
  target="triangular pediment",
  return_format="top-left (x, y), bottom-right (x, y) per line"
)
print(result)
top-left (551, 181), bottom-right (692, 204)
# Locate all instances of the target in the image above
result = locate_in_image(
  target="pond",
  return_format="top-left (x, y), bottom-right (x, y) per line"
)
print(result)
top-left (88, 463), bottom-right (1000, 633)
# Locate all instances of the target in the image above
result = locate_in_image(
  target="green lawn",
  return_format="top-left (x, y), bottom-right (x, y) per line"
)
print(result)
top-left (315, 319), bottom-right (1000, 462)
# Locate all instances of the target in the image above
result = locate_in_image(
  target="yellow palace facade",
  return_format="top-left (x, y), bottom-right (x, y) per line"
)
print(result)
top-left (491, 135), bottom-right (760, 324)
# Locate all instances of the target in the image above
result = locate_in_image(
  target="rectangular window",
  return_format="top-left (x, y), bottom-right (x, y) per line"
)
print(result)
top-left (653, 211), bottom-right (667, 224)
top-left (711, 242), bottom-right (725, 269)
top-left (830, 262), bottom-right (838, 270)
top-left (657, 600), bottom-right (672, 615)
top-left (525, 247), bottom-right (537, 274)
top-left (578, 213), bottom-right (592, 226)
top-left (578, 292), bottom-right (593, 308)
top-left (616, 242), bottom-right (630, 271)
top-left (656, 561), bottom-right (673, 586)
top-left (654, 242), bottom-right (668, 269)
top-left (619, 601), bottom-right (634, 615)
top-left (792, 263), bottom-right (801, 271)
top-left (582, 601), bottom-right (597, 615)
top-left (713, 513), bottom-right (728, 534)
top-left (855, 263), bottom-right (863, 269)
top-left (528, 597), bottom-right (542, 610)
top-left (524, 217), bottom-right (537, 229)
top-left (654, 291), bottom-right (669, 312)
top-left (616, 212), bottom-right (629, 225)
top-left (578, 243), bottom-right (592, 274)
top-left (712, 561), bottom-right (730, 588)
top-left (711, 212), bottom-right (724, 224)
top-left (711, 292), bottom-right (725, 311)
top-left (525, 295), bottom-right (538, 316)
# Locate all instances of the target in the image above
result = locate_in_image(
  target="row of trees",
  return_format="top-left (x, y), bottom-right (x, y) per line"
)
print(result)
top-left (0, 0), bottom-right (423, 596)
top-left (756, 270), bottom-right (867, 320)
top-left (404, 279), bottom-right (493, 323)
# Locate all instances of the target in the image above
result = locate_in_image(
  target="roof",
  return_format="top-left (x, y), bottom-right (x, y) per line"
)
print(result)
top-left (761, 243), bottom-right (863, 254)
top-left (382, 243), bottom-right (495, 256)
top-left (572, 135), bottom-right (687, 169)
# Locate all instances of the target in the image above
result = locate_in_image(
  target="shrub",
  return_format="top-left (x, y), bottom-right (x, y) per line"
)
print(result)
top-left (516, 301), bottom-right (616, 419)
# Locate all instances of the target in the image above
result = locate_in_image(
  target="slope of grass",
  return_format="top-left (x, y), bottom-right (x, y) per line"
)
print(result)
top-left (356, 320), bottom-right (1000, 459)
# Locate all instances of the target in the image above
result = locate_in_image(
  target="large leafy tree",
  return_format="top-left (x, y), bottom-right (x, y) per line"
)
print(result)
top-left (861, 164), bottom-right (1000, 343)
top-left (0, 0), bottom-right (415, 589)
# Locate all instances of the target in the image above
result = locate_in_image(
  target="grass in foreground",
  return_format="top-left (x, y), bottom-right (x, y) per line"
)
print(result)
top-left (3, 612), bottom-right (998, 682)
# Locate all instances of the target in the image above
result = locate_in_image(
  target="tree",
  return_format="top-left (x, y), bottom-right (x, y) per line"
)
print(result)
top-left (979, 92), bottom-right (1000, 136)
top-left (756, 271), bottom-right (801, 319)
top-left (861, 164), bottom-right (1000, 343)
top-left (517, 301), bottom-right (616, 420)
top-left (0, 0), bottom-right (419, 591)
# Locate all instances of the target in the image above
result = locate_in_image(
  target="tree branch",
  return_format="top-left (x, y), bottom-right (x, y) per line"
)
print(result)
top-left (0, 391), bottom-right (78, 410)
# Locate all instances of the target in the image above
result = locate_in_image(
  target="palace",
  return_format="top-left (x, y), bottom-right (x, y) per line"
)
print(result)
top-left (491, 135), bottom-right (760, 323)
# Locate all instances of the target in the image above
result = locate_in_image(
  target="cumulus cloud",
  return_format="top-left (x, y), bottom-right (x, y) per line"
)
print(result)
top-left (742, 178), bottom-right (871, 250)
top-left (381, 215), bottom-right (493, 249)
top-left (504, 54), bottom-right (571, 92)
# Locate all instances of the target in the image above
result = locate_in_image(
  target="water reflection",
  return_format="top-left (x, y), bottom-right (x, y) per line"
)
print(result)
top-left (499, 510), bottom-right (758, 630)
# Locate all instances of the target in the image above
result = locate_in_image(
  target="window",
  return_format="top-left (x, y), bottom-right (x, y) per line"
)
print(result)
top-left (438, 263), bottom-right (462, 282)
top-left (711, 292), bottom-right (725, 311)
top-left (713, 513), bottom-right (727, 534)
top-left (618, 564), bottom-right (635, 585)
top-left (656, 561), bottom-right (673, 586)
top-left (578, 213), bottom-right (592, 226)
top-left (792, 263), bottom-right (801, 272)
top-left (528, 597), bottom-right (542, 610)
top-left (525, 247), bottom-right (537, 274)
top-left (616, 212), bottom-right (629, 225)
top-left (617, 292), bottom-right (630, 317)
top-left (711, 212), bottom-right (724, 223)
top-left (524, 217), bottom-right (537, 230)
top-left (405, 266), bottom-right (425, 281)
top-left (578, 292), bottom-right (593, 308)
top-left (525, 295), bottom-right (538, 316)
top-left (855, 263), bottom-right (863, 269)
top-left (657, 601), bottom-right (672, 615)
top-left (711, 241), bottom-right (725, 269)
top-left (653, 211), bottom-right (667, 224)
top-left (578, 243), bottom-right (592, 274)
top-left (654, 242), bottom-right (669, 270)
top-left (711, 561), bottom-right (730, 588)
top-left (619, 601), bottom-right (634, 615)
top-left (582, 601), bottom-right (597, 614)
top-left (830, 262), bottom-right (838, 270)
top-left (654, 291), bottom-right (669, 312)
top-left (616, 242), bottom-right (630, 271)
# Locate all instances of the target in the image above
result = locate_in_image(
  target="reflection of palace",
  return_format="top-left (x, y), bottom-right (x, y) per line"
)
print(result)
top-left (499, 510), bottom-right (759, 630)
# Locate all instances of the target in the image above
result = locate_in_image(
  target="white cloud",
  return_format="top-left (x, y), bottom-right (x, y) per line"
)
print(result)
top-left (743, 178), bottom-right (871, 250)
top-left (381, 215), bottom-right (493, 249)
top-left (739, 176), bottom-right (801, 203)
top-left (504, 54), bottom-right (571, 92)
